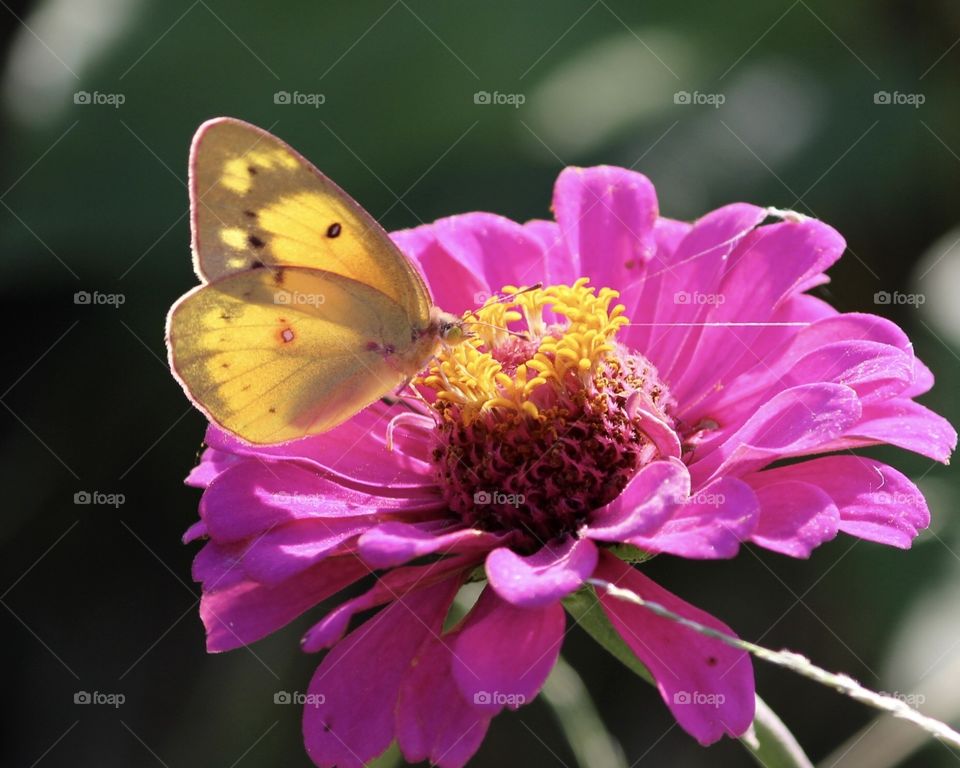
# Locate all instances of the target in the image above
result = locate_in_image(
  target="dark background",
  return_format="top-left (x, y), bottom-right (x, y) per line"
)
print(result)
top-left (1, 1), bottom-right (959, 766)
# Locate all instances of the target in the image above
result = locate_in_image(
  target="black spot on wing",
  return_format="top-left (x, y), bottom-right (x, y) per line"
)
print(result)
top-left (248, 234), bottom-right (266, 249)
top-left (326, 222), bottom-right (341, 238)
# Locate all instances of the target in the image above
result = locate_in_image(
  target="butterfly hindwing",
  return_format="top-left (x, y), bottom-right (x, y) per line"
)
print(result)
top-left (167, 266), bottom-right (423, 444)
top-left (189, 117), bottom-right (431, 325)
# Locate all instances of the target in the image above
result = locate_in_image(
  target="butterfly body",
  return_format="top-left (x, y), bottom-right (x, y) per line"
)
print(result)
top-left (166, 118), bottom-right (461, 444)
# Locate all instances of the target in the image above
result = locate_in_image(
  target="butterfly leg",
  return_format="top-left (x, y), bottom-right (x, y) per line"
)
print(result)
top-left (398, 377), bottom-right (433, 412)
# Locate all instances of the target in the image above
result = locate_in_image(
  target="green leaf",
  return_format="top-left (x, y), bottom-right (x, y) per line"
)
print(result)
top-left (607, 542), bottom-right (656, 564)
top-left (542, 656), bottom-right (628, 768)
top-left (562, 587), bottom-right (653, 684)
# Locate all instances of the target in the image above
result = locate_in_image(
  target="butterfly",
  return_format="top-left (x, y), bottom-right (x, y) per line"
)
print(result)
top-left (166, 117), bottom-right (465, 444)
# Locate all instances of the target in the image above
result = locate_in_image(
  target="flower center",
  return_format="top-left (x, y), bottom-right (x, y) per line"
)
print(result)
top-left (420, 279), bottom-right (676, 547)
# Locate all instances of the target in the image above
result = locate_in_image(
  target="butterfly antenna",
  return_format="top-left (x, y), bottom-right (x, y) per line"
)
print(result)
top-left (464, 319), bottom-right (529, 340)
top-left (483, 283), bottom-right (543, 307)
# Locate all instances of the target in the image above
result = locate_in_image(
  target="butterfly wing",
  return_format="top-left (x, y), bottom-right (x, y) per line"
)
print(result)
top-left (189, 117), bottom-right (431, 324)
top-left (167, 266), bottom-right (436, 444)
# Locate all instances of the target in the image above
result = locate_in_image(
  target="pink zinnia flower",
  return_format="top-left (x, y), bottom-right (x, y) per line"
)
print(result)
top-left (182, 166), bottom-right (956, 768)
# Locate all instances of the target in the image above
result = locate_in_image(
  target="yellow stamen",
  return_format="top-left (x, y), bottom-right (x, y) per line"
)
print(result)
top-left (419, 279), bottom-right (630, 422)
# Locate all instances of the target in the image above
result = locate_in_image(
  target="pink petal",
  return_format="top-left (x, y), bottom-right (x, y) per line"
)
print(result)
top-left (303, 579), bottom-right (460, 768)
top-left (301, 556), bottom-right (477, 652)
top-left (200, 460), bottom-right (438, 544)
top-left (627, 393), bottom-right (682, 459)
top-left (793, 312), bottom-right (913, 352)
top-left (775, 341), bottom-right (912, 404)
top-left (524, 219), bottom-right (575, 286)
top-left (653, 216), bottom-right (695, 260)
top-left (644, 203), bottom-right (767, 377)
top-left (185, 446), bottom-right (239, 488)
top-left (624, 476), bottom-right (759, 559)
top-left (594, 552), bottom-right (755, 744)
top-left (434, 213), bottom-right (548, 302)
top-left (396, 636), bottom-right (491, 768)
top-left (745, 456), bottom-right (930, 548)
top-left (585, 459), bottom-right (689, 542)
top-left (358, 522), bottom-right (502, 569)
top-left (485, 536), bottom-right (598, 608)
top-left (192, 539), bottom-right (246, 591)
top-left (237, 517), bottom-right (376, 584)
top-left (552, 166), bottom-right (658, 289)
top-left (451, 587), bottom-right (564, 714)
top-left (621, 216), bottom-right (693, 351)
top-left (749, 481), bottom-right (840, 558)
top-left (392, 223), bottom-right (490, 314)
top-left (204, 400), bottom-right (436, 495)
top-left (182, 519), bottom-right (207, 544)
top-left (198, 553), bottom-right (368, 652)
top-left (684, 313), bottom-right (918, 428)
top-left (671, 291), bottom-right (833, 430)
top-left (904, 357), bottom-right (934, 397)
top-left (835, 398), bottom-right (957, 463)
top-left (688, 383), bottom-right (862, 485)
top-left (669, 217), bottom-right (846, 402)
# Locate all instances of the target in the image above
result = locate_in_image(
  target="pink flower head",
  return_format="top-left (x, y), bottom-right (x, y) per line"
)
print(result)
top-left (183, 166), bottom-right (956, 768)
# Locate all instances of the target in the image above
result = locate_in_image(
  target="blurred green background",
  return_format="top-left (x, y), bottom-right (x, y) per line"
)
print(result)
top-left (1, 1), bottom-right (959, 766)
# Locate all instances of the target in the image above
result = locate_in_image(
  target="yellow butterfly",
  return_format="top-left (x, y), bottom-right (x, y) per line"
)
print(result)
top-left (166, 117), bottom-right (464, 444)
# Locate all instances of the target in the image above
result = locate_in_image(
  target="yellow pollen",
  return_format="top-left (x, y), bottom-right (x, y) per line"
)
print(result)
top-left (419, 279), bottom-right (629, 421)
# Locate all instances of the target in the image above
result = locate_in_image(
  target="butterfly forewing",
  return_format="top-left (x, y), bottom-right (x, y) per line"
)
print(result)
top-left (169, 118), bottom-right (448, 443)
top-left (189, 117), bottom-right (431, 325)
